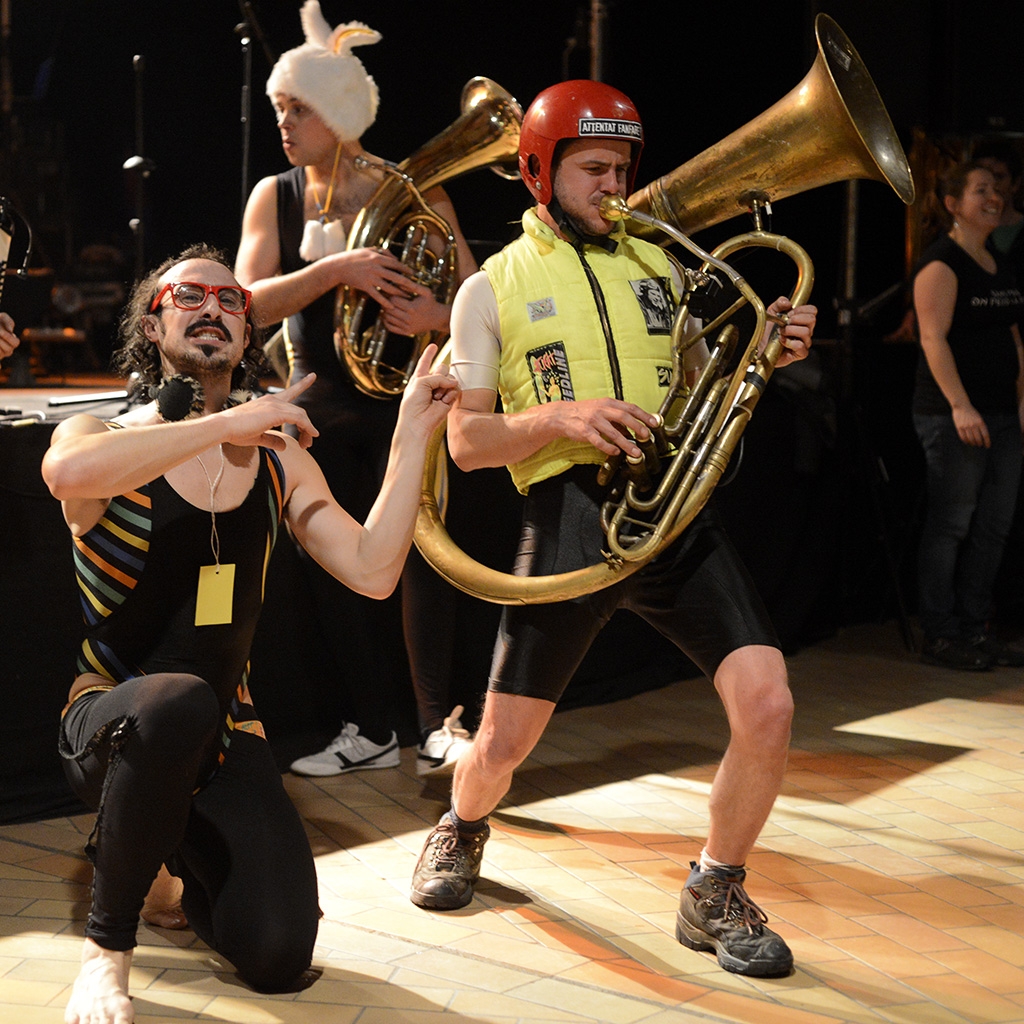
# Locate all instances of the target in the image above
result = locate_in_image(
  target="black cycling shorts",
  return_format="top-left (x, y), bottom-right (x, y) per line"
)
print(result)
top-left (488, 465), bottom-right (780, 703)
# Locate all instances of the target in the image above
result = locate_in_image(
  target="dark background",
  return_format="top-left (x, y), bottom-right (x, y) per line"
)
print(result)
top-left (3, 1), bottom-right (1024, 822)
top-left (4, 0), bottom-right (1021, 337)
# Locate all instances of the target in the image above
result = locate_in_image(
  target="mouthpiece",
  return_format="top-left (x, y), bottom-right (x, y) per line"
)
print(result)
top-left (599, 195), bottom-right (631, 221)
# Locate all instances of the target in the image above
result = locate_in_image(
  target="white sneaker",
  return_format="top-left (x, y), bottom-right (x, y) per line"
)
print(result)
top-left (416, 705), bottom-right (473, 776)
top-left (290, 723), bottom-right (400, 776)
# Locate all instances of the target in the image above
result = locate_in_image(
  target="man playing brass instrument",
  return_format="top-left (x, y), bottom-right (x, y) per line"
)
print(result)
top-left (409, 80), bottom-right (817, 979)
top-left (235, 1), bottom-right (478, 776)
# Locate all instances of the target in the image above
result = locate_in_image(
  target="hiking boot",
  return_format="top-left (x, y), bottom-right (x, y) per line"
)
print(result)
top-left (676, 862), bottom-right (793, 976)
top-left (920, 636), bottom-right (991, 672)
top-left (416, 705), bottom-right (473, 776)
top-left (967, 633), bottom-right (1024, 668)
top-left (289, 723), bottom-right (400, 776)
top-left (410, 815), bottom-right (489, 909)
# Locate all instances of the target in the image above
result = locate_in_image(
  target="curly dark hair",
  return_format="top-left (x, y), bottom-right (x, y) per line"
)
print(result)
top-left (114, 243), bottom-right (269, 400)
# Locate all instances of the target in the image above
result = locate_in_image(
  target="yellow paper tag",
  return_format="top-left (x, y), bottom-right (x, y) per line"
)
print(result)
top-left (195, 563), bottom-right (235, 626)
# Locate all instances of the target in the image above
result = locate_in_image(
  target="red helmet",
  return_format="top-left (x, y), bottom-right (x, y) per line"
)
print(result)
top-left (518, 80), bottom-right (644, 206)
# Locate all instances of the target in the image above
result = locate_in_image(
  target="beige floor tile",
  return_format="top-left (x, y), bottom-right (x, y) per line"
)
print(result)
top-left (508, 976), bottom-right (670, 1023)
top-left (541, 896), bottom-right (661, 938)
top-left (925, 947), bottom-right (1024, 994)
top-left (873, 1001), bottom-right (1001, 1024)
top-left (850, 913), bottom-right (971, 953)
top-left (899, 973), bottom-right (1024, 1022)
top-left (784, 880), bottom-right (903, 919)
top-left (687, 987), bottom-right (852, 1024)
top-left (771, 899), bottom-right (877, 940)
top-left (942, 921), bottom-right (1024, 966)
top-left (872, 890), bottom-right (990, 930)
top-left (558, 958), bottom-right (709, 1005)
top-left (807, 959), bottom-right (925, 1008)
top-left (445, 929), bottom-right (589, 975)
top-left (9, 624), bottom-right (1024, 1024)
top-left (826, 935), bottom-right (952, 979)
top-left (0, 975), bottom-right (69, 1008)
top-left (896, 872), bottom-right (1010, 908)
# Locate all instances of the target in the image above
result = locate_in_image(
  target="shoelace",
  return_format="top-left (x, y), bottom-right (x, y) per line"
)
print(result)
top-left (428, 821), bottom-right (486, 871)
top-left (698, 877), bottom-right (770, 934)
top-left (427, 822), bottom-right (462, 871)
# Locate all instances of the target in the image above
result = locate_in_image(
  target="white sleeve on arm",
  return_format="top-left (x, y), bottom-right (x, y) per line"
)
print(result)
top-left (450, 270), bottom-right (501, 392)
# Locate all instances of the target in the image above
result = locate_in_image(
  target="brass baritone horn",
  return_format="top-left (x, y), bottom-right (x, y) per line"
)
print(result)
top-left (334, 77), bottom-right (522, 398)
top-left (629, 14), bottom-right (914, 240)
top-left (413, 15), bottom-right (914, 604)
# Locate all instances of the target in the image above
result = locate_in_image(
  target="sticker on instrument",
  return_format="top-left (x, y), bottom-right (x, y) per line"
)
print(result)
top-left (578, 117), bottom-right (643, 141)
top-left (195, 563), bottom-right (235, 626)
top-left (630, 277), bottom-right (674, 334)
top-left (526, 296), bottom-right (557, 322)
top-left (527, 342), bottom-right (575, 403)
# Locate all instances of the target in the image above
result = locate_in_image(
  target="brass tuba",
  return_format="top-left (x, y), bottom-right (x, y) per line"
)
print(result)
top-left (334, 77), bottom-right (522, 398)
top-left (414, 14), bottom-right (915, 604)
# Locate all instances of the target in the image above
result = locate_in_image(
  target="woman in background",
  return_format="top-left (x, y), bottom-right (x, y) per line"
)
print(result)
top-left (913, 161), bottom-right (1024, 669)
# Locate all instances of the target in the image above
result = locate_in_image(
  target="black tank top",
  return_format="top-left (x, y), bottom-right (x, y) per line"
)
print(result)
top-left (276, 166), bottom-right (365, 403)
top-left (913, 235), bottom-right (1024, 415)
top-left (73, 449), bottom-right (286, 714)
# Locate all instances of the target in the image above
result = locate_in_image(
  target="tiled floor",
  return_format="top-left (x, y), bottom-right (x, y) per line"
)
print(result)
top-left (4, 622), bottom-right (1024, 1023)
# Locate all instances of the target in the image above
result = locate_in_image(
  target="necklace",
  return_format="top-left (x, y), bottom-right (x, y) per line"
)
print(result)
top-left (309, 142), bottom-right (344, 224)
top-left (950, 226), bottom-right (995, 269)
top-left (195, 444), bottom-right (226, 568)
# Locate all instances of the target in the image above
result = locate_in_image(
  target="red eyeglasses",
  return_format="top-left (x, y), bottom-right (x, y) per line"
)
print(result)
top-left (150, 281), bottom-right (252, 316)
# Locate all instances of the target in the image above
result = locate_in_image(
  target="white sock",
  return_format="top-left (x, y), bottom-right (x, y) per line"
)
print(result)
top-left (699, 849), bottom-right (744, 873)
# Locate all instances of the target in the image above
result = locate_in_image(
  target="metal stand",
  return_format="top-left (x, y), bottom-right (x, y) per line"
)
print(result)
top-left (836, 180), bottom-right (916, 650)
top-left (236, 2), bottom-right (276, 226)
top-left (122, 55), bottom-right (155, 283)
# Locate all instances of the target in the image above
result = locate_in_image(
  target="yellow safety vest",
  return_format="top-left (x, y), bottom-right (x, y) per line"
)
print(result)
top-left (484, 209), bottom-right (677, 492)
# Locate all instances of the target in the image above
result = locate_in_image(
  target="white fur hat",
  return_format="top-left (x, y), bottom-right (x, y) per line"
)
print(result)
top-left (265, 1), bottom-right (381, 142)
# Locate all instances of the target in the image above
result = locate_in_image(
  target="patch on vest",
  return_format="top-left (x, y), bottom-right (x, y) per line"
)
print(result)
top-left (630, 276), bottom-right (674, 334)
top-left (656, 365), bottom-right (673, 387)
top-left (526, 296), bottom-right (557, 322)
top-left (527, 342), bottom-right (575, 403)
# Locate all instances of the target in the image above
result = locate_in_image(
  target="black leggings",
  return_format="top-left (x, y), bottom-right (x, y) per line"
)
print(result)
top-left (60, 674), bottom-right (319, 993)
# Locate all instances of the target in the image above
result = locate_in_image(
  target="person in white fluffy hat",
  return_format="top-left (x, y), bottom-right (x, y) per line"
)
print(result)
top-left (235, 2), bottom-right (477, 778)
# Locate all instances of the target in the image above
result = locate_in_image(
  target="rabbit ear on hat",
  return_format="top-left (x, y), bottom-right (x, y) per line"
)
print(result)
top-left (266, 1), bottom-right (382, 143)
top-left (300, 0), bottom-right (381, 53)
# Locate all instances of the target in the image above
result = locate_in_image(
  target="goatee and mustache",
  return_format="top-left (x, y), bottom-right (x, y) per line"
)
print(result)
top-left (181, 318), bottom-right (235, 366)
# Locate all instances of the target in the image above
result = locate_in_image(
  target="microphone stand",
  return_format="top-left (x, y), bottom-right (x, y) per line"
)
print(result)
top-left (236, 20), bottom-right (253, 222)
top-left (236, 1), bottom-right (276, 226)
top-left (122, 55), bottom-right (155, 283)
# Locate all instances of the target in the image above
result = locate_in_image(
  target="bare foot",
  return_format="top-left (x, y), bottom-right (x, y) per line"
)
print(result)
top-left (65, 938), bottom-right (133, 1024)
top-left (140, 864), bottom-right (188, 930)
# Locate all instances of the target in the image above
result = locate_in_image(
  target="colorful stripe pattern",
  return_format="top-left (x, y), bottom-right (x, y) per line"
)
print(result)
top-left (73, 487), bottom-right (153, 681)
top-left (70, 449), bottom-right (288, 767)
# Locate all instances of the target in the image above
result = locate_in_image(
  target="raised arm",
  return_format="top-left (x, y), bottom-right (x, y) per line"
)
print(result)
top-left (42, 377), bottom-right (320, 535)
top-left (283, 345), bottom-right (457, 597)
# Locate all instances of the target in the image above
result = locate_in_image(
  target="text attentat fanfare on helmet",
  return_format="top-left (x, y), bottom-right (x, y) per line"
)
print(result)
top-left (518, 79), bottom-right (644, 206)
